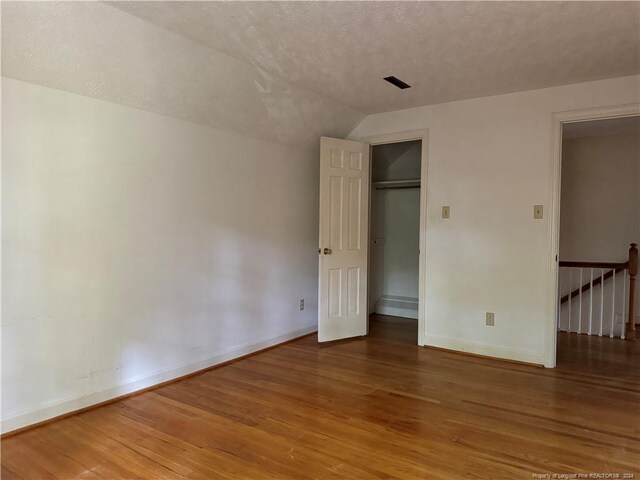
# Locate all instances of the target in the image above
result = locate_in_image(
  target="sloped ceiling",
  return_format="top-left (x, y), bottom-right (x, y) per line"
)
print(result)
top-left (110, 1), bottom-right (639, 114)
top-left (372, 141), bottom-right (420, 182)
top-left (2, 1), bottom-right (638, 149)
top-left (1, 1), bottom-right (364, 149)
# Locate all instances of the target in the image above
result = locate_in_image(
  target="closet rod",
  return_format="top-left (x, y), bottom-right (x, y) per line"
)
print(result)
top-left (374, 179), bottom-right (421, 190)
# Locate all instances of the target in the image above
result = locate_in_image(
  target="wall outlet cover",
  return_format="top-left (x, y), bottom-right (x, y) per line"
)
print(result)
top-left (486, 312), bottom-right (495, 326)
top-left (442, 206), bottom-right (450, 219)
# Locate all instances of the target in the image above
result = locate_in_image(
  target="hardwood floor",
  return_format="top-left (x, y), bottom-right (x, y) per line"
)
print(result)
top-left (3, 315), bottom-right (639, 479)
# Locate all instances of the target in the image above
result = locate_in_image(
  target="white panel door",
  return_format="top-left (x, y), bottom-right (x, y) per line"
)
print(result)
top-left (318, 137), bottom-right (370, 342)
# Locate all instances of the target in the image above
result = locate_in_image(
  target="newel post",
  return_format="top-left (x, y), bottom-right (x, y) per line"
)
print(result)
top-left (626, 243), bottom-right (638, 341)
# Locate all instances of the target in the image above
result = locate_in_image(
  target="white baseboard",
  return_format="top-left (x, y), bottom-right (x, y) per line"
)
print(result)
top-left (375, 306), bottom-right (419, 319)
top-left (423, 335), bottom-right (544, 366)
top-left (374, 295), bottom-right (418, 320)
top-left (1, 325), bottom-right (317, 434)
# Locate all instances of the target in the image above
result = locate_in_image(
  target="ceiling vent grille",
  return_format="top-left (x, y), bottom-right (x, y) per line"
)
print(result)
top-left (383, 76), bottom-right (411, 89)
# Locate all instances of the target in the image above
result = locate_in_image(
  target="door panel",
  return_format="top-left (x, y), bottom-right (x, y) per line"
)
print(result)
top-left (318, 137), bottom-right (370, 342)
top-left (347, 177), bottom-right (362, 250)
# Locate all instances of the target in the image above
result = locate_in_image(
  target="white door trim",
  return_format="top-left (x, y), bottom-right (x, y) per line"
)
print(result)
top-left (547, 103), bottom-right (639, 368)
top-left (354, 129), bottom-right (429, 346)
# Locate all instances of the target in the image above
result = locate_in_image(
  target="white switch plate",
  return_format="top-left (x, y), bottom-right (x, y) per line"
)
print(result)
top-left (442, 206), bottom-right (450, 219)
top-left (533, 205), bottom-right (544, 219)
top-left (486, 312), bottom-right (495, 326)
top-left (299, 299), bottom-right (304, 311)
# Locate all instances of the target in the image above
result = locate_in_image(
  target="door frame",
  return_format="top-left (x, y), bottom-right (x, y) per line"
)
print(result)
top-left (547, 103), bottom-right (639, 367)
top-left (355, 129), bottom-right (429, 346)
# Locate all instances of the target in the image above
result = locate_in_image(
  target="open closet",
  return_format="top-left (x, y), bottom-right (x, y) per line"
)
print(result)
top-left (369, 140), bottom-right (422, 322)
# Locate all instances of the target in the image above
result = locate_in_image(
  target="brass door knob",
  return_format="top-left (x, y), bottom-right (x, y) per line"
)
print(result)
top-left (323, 248), bottom-right (332, 255)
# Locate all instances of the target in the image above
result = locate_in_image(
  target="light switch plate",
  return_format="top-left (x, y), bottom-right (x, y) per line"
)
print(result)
top-left (442, 206), bottom-right (450, 219)
top-left (299, 299), bottom-right (304, 311)
top-left (533, 205), bottom-right (544, 219)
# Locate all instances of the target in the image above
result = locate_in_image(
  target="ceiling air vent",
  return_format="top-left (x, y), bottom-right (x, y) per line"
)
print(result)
top-left (383, 76), bottom-right (411, 89)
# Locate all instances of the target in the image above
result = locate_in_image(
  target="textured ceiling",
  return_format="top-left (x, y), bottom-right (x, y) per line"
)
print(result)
top-left (110, 1), bottom-right (640, 114)
top-left (2, 2), bottom-right (638, 149)
top-left (563, 116), bottom-right (640, 140)
top-left (1, 1), bottom-right (363, 149)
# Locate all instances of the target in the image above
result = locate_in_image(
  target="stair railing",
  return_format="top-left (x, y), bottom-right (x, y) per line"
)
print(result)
top-left (558, 243), bottom-right (637, 341)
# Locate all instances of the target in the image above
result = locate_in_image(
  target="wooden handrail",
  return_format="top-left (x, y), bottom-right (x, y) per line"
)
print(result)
top-left (627, 243), bottom-right (637, 341)
top-left (559, 261), bottom-right (628, 269)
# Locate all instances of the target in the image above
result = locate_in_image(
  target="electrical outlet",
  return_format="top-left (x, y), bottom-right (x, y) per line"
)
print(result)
top-left (442, 206), bottom-right (450, 219)
top-left (299, 299), bottom-right (305, 311)
top-left (533, 205), bottom-right (544, 219)
top-left (486, 312), bottom-right (495, 326)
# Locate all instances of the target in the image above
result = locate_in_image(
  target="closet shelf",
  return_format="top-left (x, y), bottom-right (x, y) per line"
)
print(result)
top-left (374, 179), bottom-right (421, 190)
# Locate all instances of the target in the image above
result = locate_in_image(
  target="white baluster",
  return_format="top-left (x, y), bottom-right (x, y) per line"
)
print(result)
top-left (621, 270), bottom-right (627, 340)
top-left (588, 268), bottom-right (594, 335)
top-left (599, 268), bottom-right (604, 336)
top-left (568, 269), bottom-right (572, 332)
top-left (610, 270), bottom-right (615, 338)
top-left (578, 269), bottom-right (583, 334)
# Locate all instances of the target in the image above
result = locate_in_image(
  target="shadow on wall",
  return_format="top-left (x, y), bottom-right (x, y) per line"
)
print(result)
top-left (1, 78), bottom-right (319, 431)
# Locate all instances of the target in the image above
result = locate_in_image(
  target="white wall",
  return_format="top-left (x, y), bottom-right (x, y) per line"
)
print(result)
top-left (370, 142), bottom-right (421, 318)
top-left (560, 132), bottom-right (639, 262)
top-left (378, 189), bottom-right (421, 299)
top-left (350, 75), bottom-right (640, 366)
top-left (1, 78), bottom-right (319, 433)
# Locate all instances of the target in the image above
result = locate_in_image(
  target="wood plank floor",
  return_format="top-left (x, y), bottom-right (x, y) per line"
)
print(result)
top-left (3, 315), bottom-right (639, 479)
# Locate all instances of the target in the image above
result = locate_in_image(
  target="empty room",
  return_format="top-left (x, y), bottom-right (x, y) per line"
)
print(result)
top-left (1, 1), bottom-right (639, 478)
